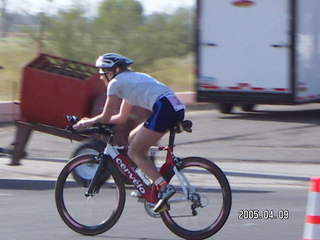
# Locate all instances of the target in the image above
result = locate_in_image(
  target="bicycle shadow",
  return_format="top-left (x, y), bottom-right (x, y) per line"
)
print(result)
top-left (219, 108), bottom-right (320, 125)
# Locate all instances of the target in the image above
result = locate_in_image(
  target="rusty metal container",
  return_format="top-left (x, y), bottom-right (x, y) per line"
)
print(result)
top-left (20, 53), bottom-right (104, 129)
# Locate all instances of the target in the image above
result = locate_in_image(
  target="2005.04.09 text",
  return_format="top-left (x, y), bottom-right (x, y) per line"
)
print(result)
top-left (238, 209), bottom-right (289, 220)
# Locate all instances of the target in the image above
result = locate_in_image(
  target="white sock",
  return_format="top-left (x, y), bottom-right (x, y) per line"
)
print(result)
top-left (155, 176), bottom-right (165, 187)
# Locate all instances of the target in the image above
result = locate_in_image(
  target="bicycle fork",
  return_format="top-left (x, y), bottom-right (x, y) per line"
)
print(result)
top-left (85, 154), bottom-right (107, 197)
top-left (85, 141), bottom-right (119, 197)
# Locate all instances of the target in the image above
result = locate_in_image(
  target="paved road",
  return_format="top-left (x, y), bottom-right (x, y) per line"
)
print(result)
top-left (0, 183), bottom-right (308, 240)
top-left (0, 103), bottom-right (319, 239)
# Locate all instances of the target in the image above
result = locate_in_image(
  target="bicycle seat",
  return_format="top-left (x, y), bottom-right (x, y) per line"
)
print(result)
top-left (174, 120), bottom-right (192, 133)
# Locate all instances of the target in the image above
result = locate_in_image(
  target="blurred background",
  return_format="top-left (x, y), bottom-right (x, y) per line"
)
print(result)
top-left (0, 0), bottom-right (195, 101)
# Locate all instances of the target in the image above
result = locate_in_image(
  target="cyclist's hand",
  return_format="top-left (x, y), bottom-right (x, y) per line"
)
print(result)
top-left (73, 117), bottom-right (90, 131)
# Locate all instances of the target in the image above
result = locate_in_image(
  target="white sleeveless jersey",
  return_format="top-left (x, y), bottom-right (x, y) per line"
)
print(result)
top-left (107, 71), bottom-right (174, 110)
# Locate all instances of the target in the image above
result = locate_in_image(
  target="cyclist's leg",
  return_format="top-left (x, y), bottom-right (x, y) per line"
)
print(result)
top-left (128, 96), bottom-right (182, 183)
top-left (128, 97), bottom-right (183, 208)
top-left (128, 122), bottom-right (143, 144)
top-left (128, 125), bottom-right (164, 182)
top-left (128, 125), bottom-right (177, 212)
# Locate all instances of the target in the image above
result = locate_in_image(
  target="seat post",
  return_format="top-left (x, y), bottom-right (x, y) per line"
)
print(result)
top-left (168, 128), bottom-right (176, 147)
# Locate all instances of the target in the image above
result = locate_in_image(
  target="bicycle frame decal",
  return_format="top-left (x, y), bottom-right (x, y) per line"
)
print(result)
top-left (103, 142), bottom-right (177, 203)
top-left (115, 156), bottom-right (147, 194)
top-left (111, 151), bottom-right (157, 202)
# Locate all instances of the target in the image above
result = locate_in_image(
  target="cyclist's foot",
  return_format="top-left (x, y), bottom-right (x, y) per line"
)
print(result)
top-left (153, 184), bottom-right (176, 213)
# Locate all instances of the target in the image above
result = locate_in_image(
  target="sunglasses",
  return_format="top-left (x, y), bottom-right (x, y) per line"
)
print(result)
top-left (99, 68), bottom-right (110, 75)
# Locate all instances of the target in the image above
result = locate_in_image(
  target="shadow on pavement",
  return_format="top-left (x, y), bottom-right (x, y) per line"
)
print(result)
top-left (0, 179), bottom-right (55, 190)
top-left (0, 178), bottom-right (274, 194)
top-left (226, 171), bottom-right (310, 182)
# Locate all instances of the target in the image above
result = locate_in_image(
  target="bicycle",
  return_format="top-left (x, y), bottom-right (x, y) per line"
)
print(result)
top-left (55, 116), bottom-right (232, 240)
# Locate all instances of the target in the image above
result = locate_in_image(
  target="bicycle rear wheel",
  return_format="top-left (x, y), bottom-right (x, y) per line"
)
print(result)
top-left (161, 157), bottom-right (232, 240)
top-left (55, 154), bottom-right (125, 236)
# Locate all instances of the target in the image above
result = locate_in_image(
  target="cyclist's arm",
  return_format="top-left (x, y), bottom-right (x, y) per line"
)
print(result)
top-left (109, 100), bottom-right (133, 125)
top-left (74, 95), bottom-right (118, 129)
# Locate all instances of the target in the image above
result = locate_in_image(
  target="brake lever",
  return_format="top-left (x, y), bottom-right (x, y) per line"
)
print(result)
top-left (66, 125), bottom-right (77, 133)
top-left (65, 125), bottom-right (78, 143)
top-left (66, 115), bottom-right (79, 124)
top-left (65, 115), bottom-right (80, 143)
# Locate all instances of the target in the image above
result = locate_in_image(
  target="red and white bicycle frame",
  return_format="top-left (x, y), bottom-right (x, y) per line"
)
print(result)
top-left (104, 143), bottom-right (191, 204)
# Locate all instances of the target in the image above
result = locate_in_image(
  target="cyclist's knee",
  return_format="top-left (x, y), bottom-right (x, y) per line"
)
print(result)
top-left (128, 123), bottom-right (143, 144)
top-left (128, 131), bottom-right (135, 145)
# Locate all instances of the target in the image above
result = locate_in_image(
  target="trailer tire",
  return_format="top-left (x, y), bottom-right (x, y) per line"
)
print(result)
top-left (218, 103), bottom-right (234, 114)
top-left (71, 139), bottom-right (106, 157)
top-left (241, 104), bottom-right (255, 112)
top-left (71, 139), bottom-right (107, 186)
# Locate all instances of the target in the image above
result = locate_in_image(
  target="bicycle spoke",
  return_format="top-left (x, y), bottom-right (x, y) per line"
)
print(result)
top-left (55, 154), bottom-right (125, 236)
top-left (63, 177), bottom-right (117, 226)
top-left (161, 157), bottom-right (232, 240)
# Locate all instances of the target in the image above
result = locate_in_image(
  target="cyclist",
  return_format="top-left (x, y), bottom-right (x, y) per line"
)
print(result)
top-left (74, 53), bottom-right (185, 212)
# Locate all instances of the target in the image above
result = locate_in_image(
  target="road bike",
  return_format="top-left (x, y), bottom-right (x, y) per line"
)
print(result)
top-left (55, 116), bottom-right (232, 239)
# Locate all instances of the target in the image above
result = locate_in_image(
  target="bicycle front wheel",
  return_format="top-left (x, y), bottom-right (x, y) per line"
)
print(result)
top-left (161, 157), bottom-right (232, 240)
top-left (55, 154), bottom-right (125, 236)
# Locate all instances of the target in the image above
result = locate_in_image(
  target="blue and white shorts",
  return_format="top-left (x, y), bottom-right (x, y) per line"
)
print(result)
top-left (144, 94), bottom-right (185, 133)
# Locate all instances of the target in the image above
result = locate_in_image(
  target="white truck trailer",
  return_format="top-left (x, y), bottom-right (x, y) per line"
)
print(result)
top-left (196, 0), bottom-right (320, 113)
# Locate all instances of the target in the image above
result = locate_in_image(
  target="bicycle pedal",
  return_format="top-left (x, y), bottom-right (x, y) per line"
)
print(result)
top-left (156, 204), bottom-right (169, 213)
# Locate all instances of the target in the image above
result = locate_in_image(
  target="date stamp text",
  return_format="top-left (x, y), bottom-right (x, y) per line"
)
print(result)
top-left (238, 209), bottom-right (289, 220)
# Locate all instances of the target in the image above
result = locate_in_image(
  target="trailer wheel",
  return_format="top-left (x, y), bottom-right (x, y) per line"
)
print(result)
top-left (71, 139), bottom-right (107, 185)
top-left (218, 103), bottom-right (234, 114)
top-left (241, 104), bottom-right (255, 112)
top-left (71, 139), bottom-right (106, 157)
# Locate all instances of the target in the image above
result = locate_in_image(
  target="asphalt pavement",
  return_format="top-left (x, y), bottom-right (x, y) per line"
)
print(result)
top-left (0, 104), bottom-right (319, 240)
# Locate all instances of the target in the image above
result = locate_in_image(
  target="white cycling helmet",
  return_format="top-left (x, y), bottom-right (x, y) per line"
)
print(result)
top-left (96, 53), bottom-right (134, 74)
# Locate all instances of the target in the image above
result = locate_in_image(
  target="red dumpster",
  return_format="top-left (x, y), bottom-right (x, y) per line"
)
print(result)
top-left (20, 53), bottom-right (104, 129)
top-left (18, 53), bottom-right (151, 147)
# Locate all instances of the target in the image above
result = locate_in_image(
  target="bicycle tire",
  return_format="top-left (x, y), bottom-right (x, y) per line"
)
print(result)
top-left (161, 157), bottom-right (232, 240)
top-left (55, 154), bottom-right (126, 236)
